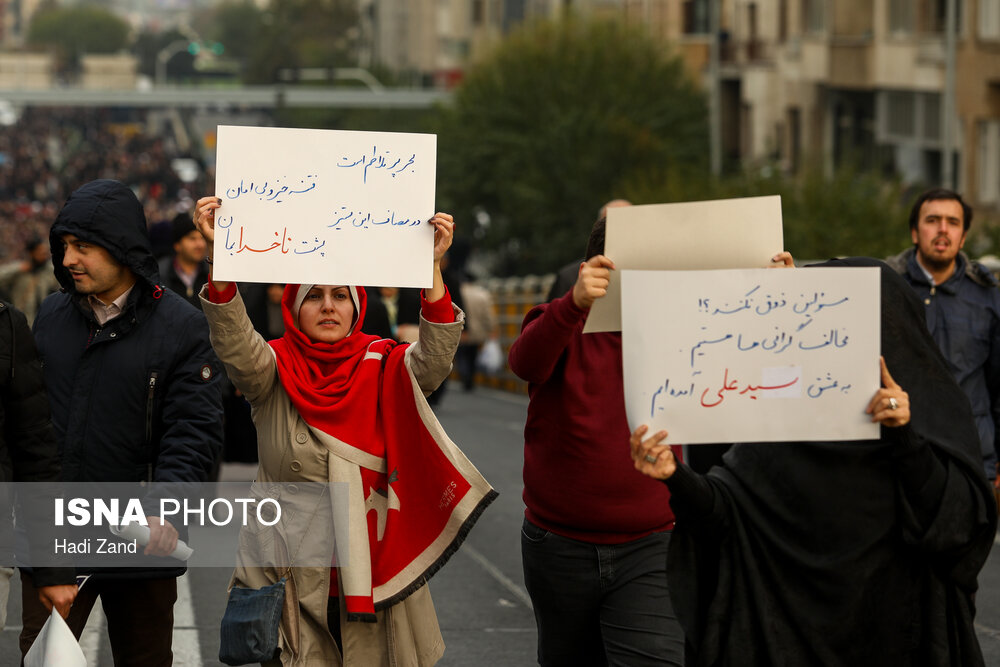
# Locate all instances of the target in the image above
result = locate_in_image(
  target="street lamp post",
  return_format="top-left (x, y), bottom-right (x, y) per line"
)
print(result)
top-left (941, 0), bottom-right (957, 189)
top-left (156, 40), bottom-right (194, 86)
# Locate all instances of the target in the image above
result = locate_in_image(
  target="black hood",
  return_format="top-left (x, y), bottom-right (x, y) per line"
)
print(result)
top-left (49, 179), bottom-right (160, 293)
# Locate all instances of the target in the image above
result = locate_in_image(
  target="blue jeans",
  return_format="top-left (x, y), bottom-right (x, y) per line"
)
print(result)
top-left (521, 518), bottom-right (684, 666)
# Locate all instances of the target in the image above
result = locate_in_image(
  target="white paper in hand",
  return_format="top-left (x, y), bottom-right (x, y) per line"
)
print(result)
top-left (109, 522), bottom-right (194, 560)
top-left (23, 607), bottom-right (87, 667)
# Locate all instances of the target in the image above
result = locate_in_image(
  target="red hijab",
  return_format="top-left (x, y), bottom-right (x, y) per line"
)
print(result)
top-left (269, 284), bottom-right (396, 458)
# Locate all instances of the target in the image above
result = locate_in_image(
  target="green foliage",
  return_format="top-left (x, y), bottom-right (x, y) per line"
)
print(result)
top-left (132, 28), bottom-right (196, 81)
top-left (241, 0), bottom-right (358, 84)
top-left (627, 160), bottom-right (913, 263)
top-left (28, 4), bottom-right (130, 71)
top-left (437, 17), bottom-right (708, 275)
top-left (274, 107), bottom-right (439, 134)
top-left (201, 0), bottom-right (266, 65)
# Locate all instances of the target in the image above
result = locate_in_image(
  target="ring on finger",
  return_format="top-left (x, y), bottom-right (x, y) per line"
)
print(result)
top-left (643, 453), bottom-right (658, 464)
top-left (888, 397), bottom-right (898, 411)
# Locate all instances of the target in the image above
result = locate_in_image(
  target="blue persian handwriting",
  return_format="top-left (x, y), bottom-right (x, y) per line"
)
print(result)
top-left (224, 176), bottom-right (318, 202)
top-left (698, 287), bottom-right (850, 320)
top-left (337, 146), bottom-right (417, 184)
top-left (806, 372), bottom-right (853, 398)
top-left (328, 207), bottom-right (422, 229)
top-left (698, 367), bottom-right (800, 408)
top-left (649, 379), bottom-right (698, 417)
top-left (797, 329), bottom-right (849, 350)
top-left (689, 331), bottom-right (733, 367)
top-left (689, 327), bottom-right (850, 368)
top-left (736, 329), bottom-right (795, 354)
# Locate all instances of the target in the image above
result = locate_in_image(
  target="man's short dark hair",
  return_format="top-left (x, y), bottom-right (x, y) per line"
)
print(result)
top-left (585, 216), bottom-right (606, 260)
top-left (908, 188), bottom-right (973, 232)
top-left (171, 213), bottom-right (197, 244)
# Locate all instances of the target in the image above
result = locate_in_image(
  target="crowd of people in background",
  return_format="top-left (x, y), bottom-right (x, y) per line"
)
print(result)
top-left (0, 107), bottom-right (205, 268)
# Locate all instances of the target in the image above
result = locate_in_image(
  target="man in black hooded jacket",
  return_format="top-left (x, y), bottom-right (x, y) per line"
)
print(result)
top-left (21, 179), bottom-right (223, 665)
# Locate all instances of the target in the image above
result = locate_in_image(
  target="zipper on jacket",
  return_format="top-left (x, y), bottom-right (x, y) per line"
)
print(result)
top-left (146, 371), bottom-right (158, 482)
top-left (86, 326), bottom-right (101, 348)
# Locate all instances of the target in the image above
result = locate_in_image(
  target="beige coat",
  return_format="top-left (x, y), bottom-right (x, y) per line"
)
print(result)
top-left (202, 288), bottom-right (465, 666)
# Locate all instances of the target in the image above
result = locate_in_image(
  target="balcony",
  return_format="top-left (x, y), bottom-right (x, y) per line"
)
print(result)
top-left (829, 39), bottom-right (872, 89)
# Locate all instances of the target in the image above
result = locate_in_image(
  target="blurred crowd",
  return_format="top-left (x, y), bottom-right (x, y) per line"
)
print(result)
top-left (0, 107), bottom-right (209, 271)
top-left (0, 106), bottom-right (213, 329)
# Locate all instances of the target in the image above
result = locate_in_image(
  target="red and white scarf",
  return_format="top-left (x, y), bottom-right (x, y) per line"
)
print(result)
top-left (269, 284), bottom-right (496, 621)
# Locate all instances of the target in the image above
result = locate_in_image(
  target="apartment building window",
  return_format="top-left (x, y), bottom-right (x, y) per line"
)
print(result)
top-left (787, 107), bottom-right (801, 173)
top-left (980, 0), bottom-right (1000, 38)
top-left (886, 91), bottom-right (917, 137)
top-left (921, 92), bottom-right (941, 140)
top-left (881, 90), bottom-right (943, 144)
top-left (922, 0), bottom-right (963, 34)
top-left (802, 0), bottom-right (825, 33)
top-left (890, 0), bottom-right (915, 33)
top-left (683, 0), bottom-right (710, 34)
top-left (979, 120), bottom-right (1000, 204)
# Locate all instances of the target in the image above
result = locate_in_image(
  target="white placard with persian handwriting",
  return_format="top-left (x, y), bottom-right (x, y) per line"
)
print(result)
top-left (621, 267), bottom-right (880, 444)
top-left (213, 125), bottom-right (436, 286)
top-left (584, 196), bottom-right (784, 333)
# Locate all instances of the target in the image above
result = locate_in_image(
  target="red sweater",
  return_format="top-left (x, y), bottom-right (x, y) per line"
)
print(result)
top-left (508, 291), bottom-right (678, 543)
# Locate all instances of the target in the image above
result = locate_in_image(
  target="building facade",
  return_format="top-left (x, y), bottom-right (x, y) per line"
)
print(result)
top-left (359, 0), bottom-right (998, 212)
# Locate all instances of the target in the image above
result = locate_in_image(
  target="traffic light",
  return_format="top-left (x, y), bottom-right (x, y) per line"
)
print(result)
top-left (210, 42), bottom-right (224, 56)
top-left (187, 42), bottom-right (200, 56)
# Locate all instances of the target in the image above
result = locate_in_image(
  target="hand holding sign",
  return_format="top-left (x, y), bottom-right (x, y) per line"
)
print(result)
top-left (866, 356), bottom-right (910, 428)
top-left (629, 424), bottom-right (676, 480)
top-left (573, 255), bottom-right (615, 310)
top-left (429, 212), bottom-right (455, 262)
top-left (195, 196), bottom-right (220, 247)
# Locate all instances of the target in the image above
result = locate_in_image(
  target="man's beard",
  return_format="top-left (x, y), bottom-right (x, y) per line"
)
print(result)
top-left (918, 246), bottom-right (957, 273)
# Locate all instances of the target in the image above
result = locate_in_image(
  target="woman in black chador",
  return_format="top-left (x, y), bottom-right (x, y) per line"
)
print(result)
top-left (631, 258), bottom-right (997, 667)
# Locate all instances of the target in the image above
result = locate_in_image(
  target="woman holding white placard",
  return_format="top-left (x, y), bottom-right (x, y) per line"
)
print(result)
top-left (194, 195), bottom-right (496, 666)
top-left (630, 258), bottom-right (996, 667)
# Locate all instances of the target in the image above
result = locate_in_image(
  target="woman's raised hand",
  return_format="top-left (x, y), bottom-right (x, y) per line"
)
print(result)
top-left (194, 196), bottom-right (222, 250)
top-left (429, 212), bottom-right (455, 263)
top-left (866, 356), bottom-right (910, 428)
top-left (630, 424), bottom-right (677, 480)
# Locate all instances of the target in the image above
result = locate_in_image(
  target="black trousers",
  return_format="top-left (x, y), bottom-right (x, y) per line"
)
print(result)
top-left (20, 570), bottom-right (177, 666)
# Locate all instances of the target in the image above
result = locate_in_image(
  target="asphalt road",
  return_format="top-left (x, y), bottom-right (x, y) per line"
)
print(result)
top-left (2, 384), bottom-right (999, 666)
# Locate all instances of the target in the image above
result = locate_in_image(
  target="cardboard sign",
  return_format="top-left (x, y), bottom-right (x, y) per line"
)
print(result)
top-left (212, 125), bottom-right (437, 287)
top-left (621, 267), bottom-right (881, 444)
top-left (584, 196), bottom-right (784, 333)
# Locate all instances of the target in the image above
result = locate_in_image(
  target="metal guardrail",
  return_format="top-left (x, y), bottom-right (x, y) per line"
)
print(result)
top-left (464, 274), bottom-right (556, 394)
top-left (0, 86), bottom-right (451, 109)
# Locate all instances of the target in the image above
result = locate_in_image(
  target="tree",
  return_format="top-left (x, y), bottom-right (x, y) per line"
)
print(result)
top-left (202, 0), bottom-right (266, 65)
top-left (437, 18), bottom-right (708, 275)
top-left (132, 28), bottom-right (197, 82)
top-left (28, 5), bottom-right (130, 74)
top-left (239, 0), bottom-right (358, 84)
top-left (627, 159), bottom-right (911, 262)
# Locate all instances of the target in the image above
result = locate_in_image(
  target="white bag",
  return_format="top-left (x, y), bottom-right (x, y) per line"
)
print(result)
top-left (23, 607), bottom-right (87, 667)
top-left (476, 339), bottom-right (504, 375)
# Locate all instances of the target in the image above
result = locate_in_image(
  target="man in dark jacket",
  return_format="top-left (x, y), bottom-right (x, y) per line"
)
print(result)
top-left (887, 188), bottom-right (1000, 485)
top-left (158, 211), bottom-right (210, 309)
top-left (0, 300), bottom-right (77, 627)
top-left (21, 179), bottom-right (223, 665)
